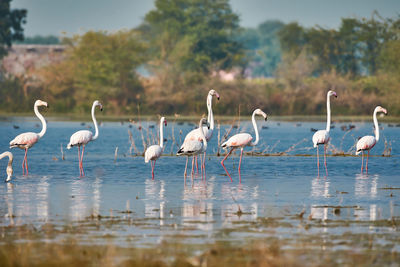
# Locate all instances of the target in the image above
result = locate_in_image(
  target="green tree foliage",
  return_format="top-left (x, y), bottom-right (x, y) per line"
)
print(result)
top-left (238, 20), bottom-right (284, 77)
top-left (379, 40), bottom-right (400, 75)
top-left (0, 0), bottom-right (26, 58)
top-left (40, 30), bottom-right (147, 113)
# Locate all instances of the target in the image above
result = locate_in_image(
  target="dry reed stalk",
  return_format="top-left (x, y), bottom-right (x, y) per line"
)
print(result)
top-left (128, 129), bottom-right (139, 155)
top-left (114, 147), bottom-right (118, 163)
top-left (284, 138), bottom-right (308, 154)
top-left (60, 143), bottom-right (65, 160)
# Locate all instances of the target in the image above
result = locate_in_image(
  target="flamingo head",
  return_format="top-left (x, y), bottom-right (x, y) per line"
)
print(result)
top-left (161, 117), bottom-right (167, 126)
top-left (328, 90), bottom-right (337, 98)
top-left (254, 108), bottom-right (268, 121)
top-left (200, 118), bottom-right (210, 129)
top-left (6, 167), bottom-right (12, 183)
top-left (375, 106), bottom-right (388, 115)
top-left (35, 100), bottom-right (49, 108)
top-left (94, 100), bottom-right (103, 111)
top-left (209, 89), bottom-right (220, 100)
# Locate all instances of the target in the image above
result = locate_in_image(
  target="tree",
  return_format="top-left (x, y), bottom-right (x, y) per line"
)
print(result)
top-left (0, 0), bottom-right (27, 58)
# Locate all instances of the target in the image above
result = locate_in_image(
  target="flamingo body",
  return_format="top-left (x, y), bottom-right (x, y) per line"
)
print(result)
top-left (67, 130), bottom-right (93, 148)
top-left (10, 132), bottom-right (40, 149)
top-left (312, 130), bottom-right (330, 147)
top-left (145, 145), bottom-right (162, 163)
top-left (356, 136), bottom-right (376, 154)
top-left (184, 126), bottom-right (213, 142)
top-left (221, 133), bottom-right (253, 148)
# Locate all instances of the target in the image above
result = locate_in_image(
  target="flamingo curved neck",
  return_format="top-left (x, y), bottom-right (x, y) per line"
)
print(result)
top-left (373, 109), bottom-right (379, 141)
top-left (326, 93), bottom-right (331, 132)
top-left (35, 104), bottom-right (47, 138)
top-left (159, 119), bottom-right (165, 148)
top-left (251, 111), bottom-right (260, 146)
top-left (199, 120), bottom-right (207, 151)
top-left (207, 94), bottom-right (214, 131)
top-left (0, 152), bottom-right (13, 163)
top-left (91, 104), bottom-right (99, 140)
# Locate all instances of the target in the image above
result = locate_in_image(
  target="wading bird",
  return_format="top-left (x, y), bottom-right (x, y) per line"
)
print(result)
top-left (67, 100), bottom-right (103, 177)
top-left (183, 89), bottom-right (219, 174)
top-left (221, 109), bottom-right (267, 183)
top-left (10, 100), bottom-right (49, 175)
top-left (145, 117), bottom-right (167, 180)
top-left (356, 106), bottom-right (387, 173)
top-left (0, 152), bottom-right (13, 182)
top-left (312, 90), bottom-right (337, 177)
top-left (177, 118), bottom-right (209, 183)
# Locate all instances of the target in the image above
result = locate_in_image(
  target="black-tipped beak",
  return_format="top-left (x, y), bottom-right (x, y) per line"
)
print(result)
top-left (100, 107), bottom-right (103, 111)
top-left (47, 104), bottom-right (50, 108)
top-left (335, 95), bottom-right (337, 98)
top-left (217, 96), bottom-right (220, 100)
top-left (264, 117), bottom-right (268, 121)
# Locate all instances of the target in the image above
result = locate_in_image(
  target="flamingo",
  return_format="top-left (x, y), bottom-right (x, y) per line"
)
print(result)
top-left (177, 118), bottom-right (209, 183)
top-left (183, 89), bottom-right (220, 174)
top-left (356, 106), bottom-right (387, 173)
top-left (67, 100), bottom-right (103, 177)
top-left (312, 90), bottom-right (337, 177)
top-left (10, 100), bottom-right (49, 175)
top-left (220, 109), bottom-right (267, 183)
top-left (0, 152), bottom-right (13, 182)
top-left (145, 117), bottom-right (167, 180)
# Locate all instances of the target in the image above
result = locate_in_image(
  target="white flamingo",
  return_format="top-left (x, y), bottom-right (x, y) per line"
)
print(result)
top-left (67, 100), bottom-right (103, 177)
top-left (312, 90), bottom-right (337, 177)
top-left (183, 89), bottom-right (219, 173)
top-left (0, 152), bottom-right (13, 182)
top-left (356, 106), bottom-right (387, 173)
top-left (220, 109), bottom-right (267, 183)
top-left (145, 117), bottom-right (167, 180)
top-left (177, 118), bottom-right (209, 183)
top-left (10, 100), bottom-right (49, 175)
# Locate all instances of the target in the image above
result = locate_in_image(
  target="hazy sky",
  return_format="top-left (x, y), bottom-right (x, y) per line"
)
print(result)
top-left (11, 0), bottom-right (400, 37)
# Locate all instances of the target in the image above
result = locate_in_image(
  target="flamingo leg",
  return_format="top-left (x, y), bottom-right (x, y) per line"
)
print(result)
top-left (220, 147), bottom-right (234, 182)
top-left (366, 150), bottom-right (369, 173)
top-left (203, 152), bottom-right (206, 182)
top-left (25, 148), bottom-right (29, 175)
top-left (191, 157), bottom-right (195, 178)
top-left (324, 144), bottom-right (328, 176)
top-left (81, 146), bottom-right (85, 177)
top-left (195, 156), bottom-right (199, 174)
top-left (316, 145), bottom-right (320, 177)
top-left (22, 148), bottom-right (27, 175)
top-left (238, 148), bottom-right (244, 184)
top-left (78, 146), bottom-right (82, 176)
top-left (200, 154), bottom-right (203, 180)
top-left (184, 157), bottom-right (188, 178)
top-left (361, 151), bottom-right (364, 173)
top-left (152, 160), bottom-right (156, 180)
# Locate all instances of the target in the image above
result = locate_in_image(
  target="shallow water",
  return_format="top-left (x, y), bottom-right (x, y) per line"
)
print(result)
top-left (0, 118), bottom-right (399, 249)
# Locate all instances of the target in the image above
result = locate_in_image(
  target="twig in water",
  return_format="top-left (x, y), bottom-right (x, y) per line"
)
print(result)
top-left (60, 143), bottom-right (65, 160)
top-left (217, 121), bottom-right (221, 156)
top-left (284, 138), bottom-right (308, 154)
top-left (383, 138), bottom-right (392, 157)
top-left (114, 147), bottom-right (118, 163)
top-left (128, 129), bottom-right (139, 155)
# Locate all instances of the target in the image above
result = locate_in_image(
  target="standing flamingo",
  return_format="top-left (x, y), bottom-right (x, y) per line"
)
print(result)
top-left (145, 117), bottom-right (167, 180)
top-left (220, 109), bottom-right (267, 183)
top-left (183, 89), bottom-right (219, 174)
top-left (177, 118), bottom-right (209, 183)
top-left (67, 100), bottom-right (103, 177)
top-left (356, 106), bottom-right (387, 173)
top-left (312, 90), bottom-right (337, 177)
top-left (10, 100), bottom-right (49, 175)
top-left (0, 152), bottom-right (13, 182)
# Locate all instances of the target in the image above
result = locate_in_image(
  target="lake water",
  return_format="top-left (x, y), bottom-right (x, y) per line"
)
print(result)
top-left (0, 117), bottom-right (399, 250)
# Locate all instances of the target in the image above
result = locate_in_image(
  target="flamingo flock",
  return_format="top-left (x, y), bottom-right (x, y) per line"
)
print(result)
top-left (1, 89), bottom-right (390, 183)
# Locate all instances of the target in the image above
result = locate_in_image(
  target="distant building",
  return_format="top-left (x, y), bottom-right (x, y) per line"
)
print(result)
top-left (1, 44), bottom-right (66, 78)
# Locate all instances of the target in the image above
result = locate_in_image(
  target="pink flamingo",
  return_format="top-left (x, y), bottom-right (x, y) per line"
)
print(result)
top-left (145, 117), bottom-right (167, 180)
top-left (67, 100), bottom-right (103, 177)
top-left (0, 152), bottom-right (13, 182)
top-left (312, 90), bottom-right (337, 177)
top-left (177, 118), bottom-right (209, 183)
top-left (9, 100), bottom-right (49, 175)
top-left (356, 106), bottom-right (387, 173)
top-left (183, 89), bottom-right (219, 174)
top-left (220, 109), bottom-right (267, 183)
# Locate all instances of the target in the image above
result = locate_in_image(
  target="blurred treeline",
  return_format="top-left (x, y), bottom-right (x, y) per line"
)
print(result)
top-left (1, 0), bottom-right (400, 116)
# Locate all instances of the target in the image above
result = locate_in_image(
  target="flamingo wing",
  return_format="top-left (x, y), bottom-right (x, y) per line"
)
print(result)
top-left (184, 127), bottom-right (213, 142)
top-left (10, 132), bottom-right (39, 149)
top-left (177, 139), bottom-right (203, 156)
top-left (356, 135), bottom-right (376, 154)
top-left (67, 130), bottom-right (93, 148)
top-left (312, 130), bottom-right (330, 147)
top-left (145, 145), bottom-right (162, 163)
top-left (221, 133), bottom-right (252, 148)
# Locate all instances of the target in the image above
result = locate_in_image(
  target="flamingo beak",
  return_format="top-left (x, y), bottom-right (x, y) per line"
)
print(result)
top-left (383, 108), bottom-right (388, 115)
top-left (100, 105), bottom-right (103, 111)
top-left (164, 120), bottom-right (167, 126)
top-left (264, 116), bottom-right (268, 121)
top-left (216, 93), bottom-right (220, 100)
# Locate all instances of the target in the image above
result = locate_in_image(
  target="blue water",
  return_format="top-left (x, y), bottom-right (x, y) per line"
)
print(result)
top-left (0, 117), bottom-right (399, 247)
